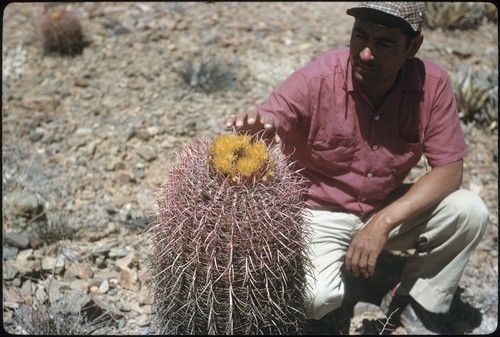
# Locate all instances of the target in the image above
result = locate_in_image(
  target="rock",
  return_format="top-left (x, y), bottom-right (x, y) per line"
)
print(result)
top-left (65, 262), bottom-right (94, 279)
top-left (137, 146), bottom-right (157, 162)
top-left (116, 251), bottom-right (138, 270)
top-left (11, 254), bottom-right (42, 275)
top-left (5, 190), bottom-right (44, 220)
top-left (469, 177), bottom-right (484, 195)
top-left (27, 231), bottom-right (43, 249)
top-left (120, 267), bottom-right (139, 291)
top-left (137, 286), bottom-right (151, 305)
top-left (109, 247), bottom-right (131, 259)
top-left (3, 288), bottom-right (25, 306)
top-left (75, 127), bottom-right (93, 136)
top-left (98, 279), bottom-right (110, 294)
top-left (16, 248), bottom-right (33, 263)
top-left (93, 270), bottom-right (121, 283)
top-left (21, 95), bottom-right (56, 112)
top-left (3, 246), bottom-right (19, 260)
top-left (117, 171), bottom-right (136, 183)
top-left (3, 262), bottom-right (19, 280)
top-left (41, 255), bottom-right (66, 274)
top-left (4, 232), bottom-right (30, 249)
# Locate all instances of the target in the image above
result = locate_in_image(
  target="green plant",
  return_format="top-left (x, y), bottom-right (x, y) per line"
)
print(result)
top-left (424, 2), bottom-right (497, 30)
top-left (35, 8), bottom-right (89, 56)
top-left (148, 133), bottom-right (312, 334)
top-left (451, 65), bottom-right (498, 130)
top-left (175, 57), bottom-right (239, 93)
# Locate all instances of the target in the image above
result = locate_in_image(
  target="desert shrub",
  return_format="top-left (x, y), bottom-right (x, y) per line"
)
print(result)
top-left (424, 2), bottom-right (498, 30)
top-left (35, 8), bottom-right (89, 56)
top-left (148, 134), bottom-right (312, 334)
top-left (6, 258), bottom-right (113, 335)
top-left (175, 57), bottom-right (240, 93)
top-left (451, 65), bottom-right (498, 130)
top-left (30, 210), bottom-right (78, 245)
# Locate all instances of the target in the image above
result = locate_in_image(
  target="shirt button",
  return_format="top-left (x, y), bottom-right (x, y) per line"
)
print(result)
top-left (372, 145), bottom-right (379, 151)
top-left (367, 173), bottom-right (373, 178)
top-left (374, 115), bottom-right (380, 120)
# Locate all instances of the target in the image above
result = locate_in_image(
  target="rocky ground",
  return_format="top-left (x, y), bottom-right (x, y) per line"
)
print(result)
top-left (2, 2), bottom-right (498, 335)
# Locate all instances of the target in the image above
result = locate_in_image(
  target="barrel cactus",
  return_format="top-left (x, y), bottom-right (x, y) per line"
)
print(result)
top-left (148, 133), bottom-right (312, 334)
top-left (35, 8), bottom-right (88, 56)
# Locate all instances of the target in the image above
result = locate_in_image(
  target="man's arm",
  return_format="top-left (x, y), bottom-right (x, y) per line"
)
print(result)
top-left (345, 159), bottom-right (463, 278)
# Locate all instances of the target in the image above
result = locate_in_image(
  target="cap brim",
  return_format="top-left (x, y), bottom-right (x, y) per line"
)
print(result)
top-left (346, 7), bottom-right (416, 32)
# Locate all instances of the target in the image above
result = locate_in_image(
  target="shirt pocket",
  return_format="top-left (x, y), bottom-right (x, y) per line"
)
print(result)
top-left (309, 136), bottom-right (358, 175)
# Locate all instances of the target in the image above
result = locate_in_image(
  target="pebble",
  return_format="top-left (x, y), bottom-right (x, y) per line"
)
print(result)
top-left (4, 232), bottom-right (30, 249)
top-left (3, 246), bottom-right (19, 260)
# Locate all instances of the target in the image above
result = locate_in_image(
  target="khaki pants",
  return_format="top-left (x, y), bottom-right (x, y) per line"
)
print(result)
top-left (304, 188), bottom-right (489, 320)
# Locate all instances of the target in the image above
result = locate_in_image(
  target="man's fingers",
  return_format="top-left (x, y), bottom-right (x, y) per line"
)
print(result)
top-left (225, 114), bottom-right (236, 128)
top-left (247, 111), bottom-right (259, 125)
top-left (235, 114), bottom-right (247, 128)
top-left (261, 115), bottom-right (274, 129)
top-left (359, 254), bottom-right (370, 279)
top-left (225, 112), bottom-right (278, 144)
top-left (274, 133), bottom-right (282, 144)
top-left (367, 255), bottom-right (377, 277)
top-left (345, 249), bottom-right (360, 277)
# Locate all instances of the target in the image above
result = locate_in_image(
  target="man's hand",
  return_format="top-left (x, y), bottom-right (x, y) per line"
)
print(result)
top-left (226, 111), bottom-right (281, 144)
top-left (344, 160), bottom-right (464, 279)
top-left (345, 216), bottom-right (389, 279)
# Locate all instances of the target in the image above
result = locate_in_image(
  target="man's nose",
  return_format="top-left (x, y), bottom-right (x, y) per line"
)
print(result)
top-left (359, 47), bottom-right (374, 62)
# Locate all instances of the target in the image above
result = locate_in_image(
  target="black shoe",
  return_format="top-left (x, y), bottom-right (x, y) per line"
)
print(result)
top-left (303, 307), bottom-right (351, 335)
top-left (381, 293), bottom-right (457, 335)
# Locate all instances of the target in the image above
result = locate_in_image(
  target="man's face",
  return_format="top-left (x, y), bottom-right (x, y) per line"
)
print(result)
top-left (349, 19), bottom-right (418, 88)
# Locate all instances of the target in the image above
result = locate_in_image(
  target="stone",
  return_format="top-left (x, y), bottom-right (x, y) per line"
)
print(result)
top-left (4, 232), bottom-right (30, 249)
top-left (41, 255), bottom-right (66, 274)
top-left (65, 262), bottom-right (94, 279)
top-left (120, 267), bottom-right (139, 291)
top-left (3, 262), bottom-right (19, 280)
top-left (137, 146), bottom-right (157, 162)
top-left (98, 279), bottom-right (110, 294)
top-left (21, 95), bottom-right (56, 112)
top-left (3, 246), bottom-right (19, 260)
top-left (116, 251), bottom-right (138, 270)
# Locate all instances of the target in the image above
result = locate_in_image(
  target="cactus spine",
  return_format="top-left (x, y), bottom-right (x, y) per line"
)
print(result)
top-left (148, 134), bottom-right (311, 334)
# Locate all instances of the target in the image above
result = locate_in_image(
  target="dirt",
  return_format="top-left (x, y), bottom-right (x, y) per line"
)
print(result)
top-left (2, 2), bottom-right (498, 335)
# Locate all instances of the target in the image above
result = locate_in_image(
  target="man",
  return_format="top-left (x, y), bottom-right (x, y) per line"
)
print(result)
top-left (226, 2), bottom-right (489, 334)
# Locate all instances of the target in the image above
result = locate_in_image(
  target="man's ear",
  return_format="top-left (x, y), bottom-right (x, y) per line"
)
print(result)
top-left (408, 33), bottom-right (424, 58)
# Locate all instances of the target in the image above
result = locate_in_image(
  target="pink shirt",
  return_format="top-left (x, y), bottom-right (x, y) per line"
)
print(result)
top-left (258, 48), bottom-right (467, 214)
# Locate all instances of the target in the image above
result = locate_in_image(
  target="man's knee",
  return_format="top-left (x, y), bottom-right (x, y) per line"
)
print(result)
top-left (443, 189), bottom-right (489, 241)
top-left (305, 282), bottom-right (345, 320)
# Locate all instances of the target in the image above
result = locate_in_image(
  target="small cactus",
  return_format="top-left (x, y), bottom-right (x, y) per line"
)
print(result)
top-left (35, 8), bottom-right (88, 56)
top-left (148, 133), bottom-right (312, 334)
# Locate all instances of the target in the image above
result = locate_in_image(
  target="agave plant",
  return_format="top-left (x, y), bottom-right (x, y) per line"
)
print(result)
top-left (451, 65), bottom-right (498, 130)
top-left (148, 133), bottom-right (311, 334)
top-left (424, 2), bottom-right (497, 30)
top-left (175, 57), bottom-right (239, 93)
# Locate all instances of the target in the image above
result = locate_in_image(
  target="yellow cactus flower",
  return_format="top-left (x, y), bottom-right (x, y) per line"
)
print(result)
top-left (208, 134), bottom-right (274, 182)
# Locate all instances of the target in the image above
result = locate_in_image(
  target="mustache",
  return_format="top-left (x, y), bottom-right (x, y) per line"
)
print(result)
top-left (353, 58), bottom-right (377, 69)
